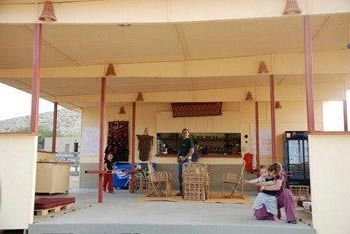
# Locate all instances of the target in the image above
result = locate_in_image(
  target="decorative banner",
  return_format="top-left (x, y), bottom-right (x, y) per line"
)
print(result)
top-left (171, 102), bottom-right (223, 118)
top-left (105, 121), bottom-right (129, 162)
top-left (137, 135), bottom-right (153, 161)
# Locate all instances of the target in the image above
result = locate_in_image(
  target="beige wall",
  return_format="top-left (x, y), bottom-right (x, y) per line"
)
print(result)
top-left (80, 100), bottom-right (324, 166)
top-left (309, 134), bottom-right (350, 234)
top-left (0, 134), bottom-right (38, 229)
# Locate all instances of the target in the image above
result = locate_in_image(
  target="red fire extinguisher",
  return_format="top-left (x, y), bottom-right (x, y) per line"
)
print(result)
top-left (243, 153), bottom-right (254, 173)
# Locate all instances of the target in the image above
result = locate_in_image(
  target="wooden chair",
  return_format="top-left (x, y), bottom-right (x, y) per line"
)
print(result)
top-left (147, 162), bottom-right (172, 197)
top-left (221, 159), bottom-right (245, 198)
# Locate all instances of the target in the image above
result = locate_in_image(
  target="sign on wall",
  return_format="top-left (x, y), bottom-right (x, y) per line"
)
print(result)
top-left (250, 123), bottom-right (272, 157)
top-left (81, 127), bottom-right (99, 155)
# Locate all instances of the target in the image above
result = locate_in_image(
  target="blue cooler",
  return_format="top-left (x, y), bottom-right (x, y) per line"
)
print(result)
top-left (113, 163), bottom-right (131, 189)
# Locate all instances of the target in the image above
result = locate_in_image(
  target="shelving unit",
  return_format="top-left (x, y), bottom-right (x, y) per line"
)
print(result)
top-left (157, 133), bottom-right (241, 157)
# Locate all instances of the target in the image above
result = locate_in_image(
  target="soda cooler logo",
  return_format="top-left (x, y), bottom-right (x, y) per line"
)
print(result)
top-left (116, 170), bottom-right (129, 179)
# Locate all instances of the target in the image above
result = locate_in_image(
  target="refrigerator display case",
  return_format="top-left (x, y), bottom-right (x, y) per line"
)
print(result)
top-left (284, 131), bottom-right (310, 186)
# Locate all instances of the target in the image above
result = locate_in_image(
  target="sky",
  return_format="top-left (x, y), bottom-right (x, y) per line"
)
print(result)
top-left (0, 82), bottom-right (349, 131)
top-left (0, 82), bottom-right (58, 120)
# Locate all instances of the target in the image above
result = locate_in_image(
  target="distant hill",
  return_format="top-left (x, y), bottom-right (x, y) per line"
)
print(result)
top-left (0, 108), bottom-right (81, 137)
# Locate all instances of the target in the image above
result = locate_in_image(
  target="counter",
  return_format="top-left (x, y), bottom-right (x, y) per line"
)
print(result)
top-left (35, 162), bottom-right (71, 194)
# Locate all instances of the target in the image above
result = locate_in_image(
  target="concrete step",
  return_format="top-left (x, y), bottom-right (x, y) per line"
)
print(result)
top-left (29, 222), bottom-right (316, 234)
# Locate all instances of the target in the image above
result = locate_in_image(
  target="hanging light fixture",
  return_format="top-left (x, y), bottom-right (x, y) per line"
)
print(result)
top-left (136, 92), bottom-right (144, 101)
top-left (245, 91), bottom-right (254, 101)
top-left (283, 0), bottom-right (302, 15)
top-left (119, 106), bottom-right (126, 114)
top-left (105, 63), bottom-right (116, 76)
top-left (275, 101), bottom-right (282, 109)
top-left (257, 61), bottom-right (269, 74)
top-left (39, 1), bottom-right (57, 22)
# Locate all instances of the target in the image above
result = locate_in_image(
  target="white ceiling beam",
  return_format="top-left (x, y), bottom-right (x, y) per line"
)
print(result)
top-left (54, 81), bottom-right (346, 106)
top-left (0, 0), bottom-right (349, 24)
top-left (0, 64), bottom-right (105, 79)
top-left (175, 24), bottom-right (190, 60)
top-left (312, 16), bottom-right (331, 41)
top-left (0, 50), bottom-right (349, 79)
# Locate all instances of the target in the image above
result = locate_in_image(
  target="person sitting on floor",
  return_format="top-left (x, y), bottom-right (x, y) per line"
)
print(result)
top-left (254, 162), bottom-right (297, 224)
top-left (103, 153), bottom-right (115, 194)
top-left (244, 165), bottom-right (280, 221)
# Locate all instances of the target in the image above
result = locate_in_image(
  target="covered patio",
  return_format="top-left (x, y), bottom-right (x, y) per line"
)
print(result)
top-left (1, 1), bottom-right (350, 234)
top-left (29, 189), bottom-right (315, 234)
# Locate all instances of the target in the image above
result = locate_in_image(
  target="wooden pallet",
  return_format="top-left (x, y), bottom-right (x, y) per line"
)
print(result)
top-left (34, 203), bottom-right (73, 217)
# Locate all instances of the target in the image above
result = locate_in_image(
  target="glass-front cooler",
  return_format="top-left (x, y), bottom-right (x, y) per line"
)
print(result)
top-left (284, 131), bottom-right (310, 186)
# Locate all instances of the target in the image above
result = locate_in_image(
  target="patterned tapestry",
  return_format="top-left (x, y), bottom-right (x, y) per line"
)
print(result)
top-left (171, 102), bottom-right (223, 117)
top-left (105, 121), bottom-right (129, 162)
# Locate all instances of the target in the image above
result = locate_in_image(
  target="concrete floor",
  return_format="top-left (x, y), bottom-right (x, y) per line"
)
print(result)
top-left (29, 189), bottom-right (315, 234)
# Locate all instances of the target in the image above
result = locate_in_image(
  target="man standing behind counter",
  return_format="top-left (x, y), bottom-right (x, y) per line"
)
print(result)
top-left (177, 128), bottom-right (194, 196)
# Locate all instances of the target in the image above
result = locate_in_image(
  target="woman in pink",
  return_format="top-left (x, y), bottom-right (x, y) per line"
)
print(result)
top-left (254, 163), bottom-right (297, 224)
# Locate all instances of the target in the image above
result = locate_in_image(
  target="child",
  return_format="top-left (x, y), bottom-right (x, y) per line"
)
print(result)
top-left (191, 140), bottom-right (201, 162)
top-left (243, 165), bottom-right (270, 185)
top-left (103, 153), bottom-right (115, 193)
top-left (244, 165), bottom-right (279, 221)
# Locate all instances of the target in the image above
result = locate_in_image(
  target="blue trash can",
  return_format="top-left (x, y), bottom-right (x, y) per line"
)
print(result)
top-left (113, 163), bottom-right (131, 189)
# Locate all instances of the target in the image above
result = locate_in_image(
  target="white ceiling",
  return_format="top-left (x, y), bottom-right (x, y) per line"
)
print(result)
top-left (0, 0), bottom-right (92, 3)
top-left (0, 13), bottom-right (349, 69)
top-left (0, 13), bottom-right (349, 108)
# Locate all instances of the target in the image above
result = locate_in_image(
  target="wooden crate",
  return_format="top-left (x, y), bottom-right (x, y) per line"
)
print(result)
top-left (183, 180), bottom-right (207, 201)
top-left (290, 185), bottom-right (310, 198)
top-left (183, 162), bottom-right (209, 201)
top-left (34, 203), bottom-right (73, 217)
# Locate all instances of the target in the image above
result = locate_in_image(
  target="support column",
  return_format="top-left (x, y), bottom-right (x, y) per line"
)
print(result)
top-left (130, 102), bottom-right (136, 193)
top-left (98, 77), bottom-right (106, 203)
top-left (52, 102), bottom-right (58, 152)
top-left (30, 23), bottom-right (42, 134)
top-left (255, 102), bottom-right (260, 168)
top-left (304, 15), bottom-right (315, 132)
top-left (269, 75), bottom-right (277, 162)
top-left (344, 100), bottom-right (348, 131)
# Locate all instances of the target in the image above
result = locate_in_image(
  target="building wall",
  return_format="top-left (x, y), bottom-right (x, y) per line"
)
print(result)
top-left (80, 101), bottom-right (324, 161)
top-left (309, 134), bottom-right (350, 234)
top-left (44, 137), bottom-right (80, 153)
top-left (0, 134), bottom-right (37, 229)
top-left (79, 80), bottom-right (347, 188)
top-left (79, 100), bottom-right (324, 189)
